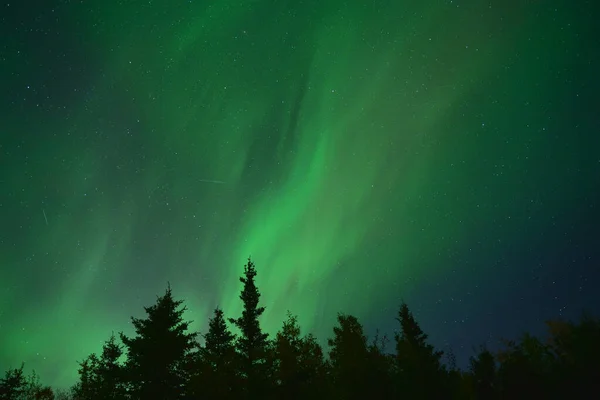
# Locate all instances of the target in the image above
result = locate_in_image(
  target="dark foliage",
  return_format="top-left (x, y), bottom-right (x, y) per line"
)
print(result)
top-left (189, 308), bottom-right (240, 400)
top-left (274, 312), bottom-right (327, 400)
top-left (72, 334), bottom-right (127, 400)
top-left (469, 346), bottom-right (498, 400)
top-left (328, 313), bottom-right (374, 400)
top-left (0, 365), bottom-right (54, 400)
top-left (4, 258), bottom-right (599, 400)
top-left (119, 284), bottom-right (198, 400)
top-left (395, 302), bottom-right (445, 399)
top-left (227, 258), bottom-right (272, 399)
top-left (0, 364), bottom-right (26, 400)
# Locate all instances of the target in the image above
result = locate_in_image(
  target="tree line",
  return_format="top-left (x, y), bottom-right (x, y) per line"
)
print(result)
top-left (1, 258), bottom-right (599, 399)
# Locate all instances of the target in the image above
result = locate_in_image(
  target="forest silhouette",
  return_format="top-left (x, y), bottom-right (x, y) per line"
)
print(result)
top-left (1, 258), bottom-right (598, 399)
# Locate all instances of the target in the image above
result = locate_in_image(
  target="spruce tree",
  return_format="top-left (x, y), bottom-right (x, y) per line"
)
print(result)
top-left (72, 334), bottom-right (127, 400)
top-left (190, 307), bottom-right (239, 400)
top-left (299, 333), bottom-right (328, 399)
top-left (327, 314), bottom-right (371, 400)
top-left (469, 346), bottom-right (498, 400)
top-left (72, 353), bottom-right (101, 399)
top-left (0, 366), bottom-right (54, 400)
top-left (394, 302), bottom-right (444, 399)
top-left (98, 334), bottom-right (127, 399)
top-left (120, 284), bottom-right (197, 400)
top-left (367, 330), bottom-right (394, 398)
top-left (228, 258), bottom-right (270, 399)
top-left (0, 364), bottom-right (26, 400)
top-left (274, 312), bottom-right (303, 399)
top-left (275, 312), bottom-right (327, 400)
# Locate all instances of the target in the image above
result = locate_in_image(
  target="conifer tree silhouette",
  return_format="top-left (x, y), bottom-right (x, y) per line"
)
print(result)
top-left (274, 312), bottom-right (327, 400)
top-left (394, 302), bottom-right (444, 399)
top-left (120, 284), bottom-right (197, 400)
top-left (190, 307), bottom-right (239, 400)
top-left (4, 262), bottom-right (600, 400)
top-left (366, 330), bottom-right (394, 398)
top-left (72, 353), bottom-right (101, 399)
top-left (299, 333), bottom-right (328, 398)
top-left (97, 334), bottom-right (127, 399)
top-left (228, 258), bottom-right (271, 400)
top-left (327, 314), bottom-right (371, 400)
top-left (0, 366), bottom-right (54, 400)
top-left (274, 311), bottom-right (302, 398)
top-left (73, 334), bottom-right (127, 400)
top-left (469, 346), bottom-right (498, 400)
top-left (0, 363), bottom-right (26, 400)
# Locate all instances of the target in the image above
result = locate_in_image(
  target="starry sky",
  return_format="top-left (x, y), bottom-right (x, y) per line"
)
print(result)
top-left (1, 0), bottom-right (599, 389)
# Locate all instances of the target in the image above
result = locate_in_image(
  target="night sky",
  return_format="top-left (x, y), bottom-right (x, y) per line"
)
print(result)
top-left (1, 0), bottom-right (599, 389)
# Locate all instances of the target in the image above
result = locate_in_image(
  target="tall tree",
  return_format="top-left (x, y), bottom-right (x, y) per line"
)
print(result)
top-left (120, 284), bottom-right (197, 400)
top-left (274, 312), bottom-right (302, 399)
top-left (298, 333), bottom-right (328, 398)
top-left (327, 314), bottom-right (371, 400)
top-left (97, 334), bottom-right (127, 399)
top-left (72, 353), bottom-right (101, 399)
top-left (228, 258), bottom-right (271, 399)
top-left (0, 366), bottom-right (54, 400)
top-left (394, 302), bottom-right (445, 399)
top-left (72, 334), bottom-right (127, 400)
top-left (366, 331), bottom-right (394, 399)
top-left (190, 307), bottom-right (239, 400)
top-left (0, 364), bottom-right (26, 400)
top-left (469, 346), bottom-right (498, 400)
top-left (274, 312), bottom-right (327, 400)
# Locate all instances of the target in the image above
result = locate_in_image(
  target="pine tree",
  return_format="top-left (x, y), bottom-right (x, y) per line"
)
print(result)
top-left (274, 312), bottom-right (326, 400)
top-left (469, 346), bottom-right (498, 400)
top-left (0, 366), bottom-right (54, 400)
top-left (120, 284), bottom-right (198, 400)
top-left (190, 307), bottom-right (239, 400)
top-left (274, 311), bottom-right (302, 399)
top-left (394, 302), bottom-right (444, 399)
top-left (228, 258), bottom-right (271, 399)
top-left (327, 314), bottom-right (371, 400)
top-left (72, 334), bottom-right (127, 400)
top-left (298, 333), bottom-right (328, 399)
top-left (367, 330), bottom-right (394, 399)
top-left (72, 353), bottom-right (101, 399)
top-left (97, 334), bottom-right (127, 399)
top-left (0, 364), bottom-right (26, 400)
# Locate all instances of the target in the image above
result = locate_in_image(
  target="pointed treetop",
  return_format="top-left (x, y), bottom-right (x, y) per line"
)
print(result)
top-left (397, 302), bottom-right (428, 347)
top-left (228, 257), bottom-right (269, 365)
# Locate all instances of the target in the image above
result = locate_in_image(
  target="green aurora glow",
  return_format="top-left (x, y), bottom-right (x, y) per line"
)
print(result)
top-left (1, 0), bottom-right (597, 389)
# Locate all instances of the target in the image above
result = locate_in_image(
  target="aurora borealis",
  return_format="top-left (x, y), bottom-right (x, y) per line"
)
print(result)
top-left (1, 0), bottom-right (599, 389)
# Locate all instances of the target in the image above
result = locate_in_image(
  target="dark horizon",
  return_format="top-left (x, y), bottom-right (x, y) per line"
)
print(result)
top-left (2, 259), bottom-right (599, 399)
